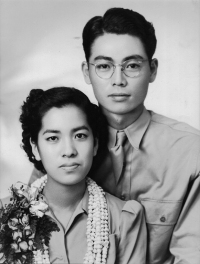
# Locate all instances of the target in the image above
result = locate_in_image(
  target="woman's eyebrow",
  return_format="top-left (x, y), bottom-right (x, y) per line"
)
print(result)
top-left (72, 126), bottom-right (89, 133)
top-left (42, 126), bottom-right (89, 135)
top-left (43, 130), bottom-right (60, 135)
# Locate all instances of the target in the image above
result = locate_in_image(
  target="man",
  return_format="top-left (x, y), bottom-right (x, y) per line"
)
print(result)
top-left (81, 7), bottom-right (200, 264)
top-left (30, 7), bottom-right (200, 264)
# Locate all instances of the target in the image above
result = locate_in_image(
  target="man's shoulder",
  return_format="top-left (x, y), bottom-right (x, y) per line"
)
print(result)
top-left (149, 111), bottom-right (200, 137)
top-left (105, 192), bottom-right (125, 208)
top-left (105, 192), bottom-right (143, 215)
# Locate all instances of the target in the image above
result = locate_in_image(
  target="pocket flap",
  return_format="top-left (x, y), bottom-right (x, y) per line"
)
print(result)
top-left (140, 199), bottom-right (182, 225)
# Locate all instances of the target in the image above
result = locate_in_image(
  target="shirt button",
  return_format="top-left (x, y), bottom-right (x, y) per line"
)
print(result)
top-left (121, 196), bottom-right (125, 200)
top-left (160, 216), bottom-right (166, 222)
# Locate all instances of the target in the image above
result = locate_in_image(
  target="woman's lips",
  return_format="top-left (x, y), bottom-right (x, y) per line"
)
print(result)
top-left (59, 163), bottom-right (80, 171)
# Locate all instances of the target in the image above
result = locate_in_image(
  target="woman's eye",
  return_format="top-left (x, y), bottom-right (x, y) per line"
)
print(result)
top-left (75, 133), bottom-right (87, 140)
top-left (46, 136), bottom-right (58, 142)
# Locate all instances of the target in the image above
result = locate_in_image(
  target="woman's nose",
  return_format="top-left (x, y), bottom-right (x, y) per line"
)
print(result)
top-left (61, 140), bottom-right (77, 158)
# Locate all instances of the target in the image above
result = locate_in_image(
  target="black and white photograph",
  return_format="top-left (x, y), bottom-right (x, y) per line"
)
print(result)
top-left (0, 0), bottom-right (199, 263)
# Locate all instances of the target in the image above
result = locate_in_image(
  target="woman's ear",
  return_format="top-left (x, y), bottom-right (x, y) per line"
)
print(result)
top-left (30, 139), bottom-right (41, 161)
top-left (81, 61), bottom-right (91, 84)
top-left (93, 138), bottom-right (99, 157)
top-left (149, 58), bottom-right (158, 83)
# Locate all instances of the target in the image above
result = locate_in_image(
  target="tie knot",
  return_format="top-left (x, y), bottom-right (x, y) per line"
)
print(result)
top-left (115, 130), bottom-right (126, 146)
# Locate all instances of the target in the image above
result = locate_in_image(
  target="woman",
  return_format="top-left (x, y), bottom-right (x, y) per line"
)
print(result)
top-left (0, 87), bottom-right (146, 264)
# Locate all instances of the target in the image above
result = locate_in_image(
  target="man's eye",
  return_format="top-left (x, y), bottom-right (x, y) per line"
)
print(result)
top-left (75, 133), bottom-right (87, 140)
top-left (46, 136), bottom-right (58, 142)
top-left (126, 62), bottom-right (141, 70)
top-left (96, 63), bottom-right (111, 71)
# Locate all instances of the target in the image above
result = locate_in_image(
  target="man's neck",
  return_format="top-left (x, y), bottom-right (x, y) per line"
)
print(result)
top-left (102, 104), bottom-right (144, 130)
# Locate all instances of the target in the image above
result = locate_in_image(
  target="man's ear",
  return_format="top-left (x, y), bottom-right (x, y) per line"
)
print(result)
top-left (93, 138), bottom-right (99, 157)
top-left (82, 61), bottom-right (91, 84)
top-left (149, 58), bottom-right (158, 83)
top-left (30, 139), bottom-right (41, 161)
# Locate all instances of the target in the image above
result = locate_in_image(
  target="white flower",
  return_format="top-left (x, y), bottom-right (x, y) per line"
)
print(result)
top-left (12, 230), bottom-right (22, 241)
top-left (13, 182), bottom-right (27, 198)
top-left (8, 218), bottom-right (19, 230)
top-left (11, 242), bottom-right (19, 251)
top-left (0, 252), bottom-right (5, 262)
top-left (18, 241), bottom-right (29, 252)
top-left (28, 186), bottom-right (39, 201)
top-left (19, 214), bottom-right (29, 226)
top-left (29, 200), bottom-right (48, 218)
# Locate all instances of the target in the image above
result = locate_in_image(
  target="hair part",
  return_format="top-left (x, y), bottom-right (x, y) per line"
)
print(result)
top-left (82, 7), bottom-right (157, 62)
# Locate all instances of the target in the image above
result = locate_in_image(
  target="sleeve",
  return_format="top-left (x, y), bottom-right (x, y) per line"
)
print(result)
top-left (116, 200), bottom-right (147, 264)
top-left (28, 167), bottom-right (44, 185)
top-left (170, 171), bottom-right (200, 264)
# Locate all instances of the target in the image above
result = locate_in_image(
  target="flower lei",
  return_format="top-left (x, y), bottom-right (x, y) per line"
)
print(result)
top-left (84, 177), bottom-right (109, 264)
top-left (0, 176), bottom-right (110, 264)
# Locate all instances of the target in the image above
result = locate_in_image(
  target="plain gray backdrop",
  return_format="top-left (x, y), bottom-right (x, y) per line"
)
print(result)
top-left (0, 0), bottom-right (199, 197)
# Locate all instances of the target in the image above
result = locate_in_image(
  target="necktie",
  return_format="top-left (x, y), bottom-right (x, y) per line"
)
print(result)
top-left (109, 130), bottom-right (127, 183)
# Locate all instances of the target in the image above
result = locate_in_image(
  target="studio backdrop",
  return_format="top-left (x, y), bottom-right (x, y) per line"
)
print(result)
top-left (0, 0), bottom-right (199, 198)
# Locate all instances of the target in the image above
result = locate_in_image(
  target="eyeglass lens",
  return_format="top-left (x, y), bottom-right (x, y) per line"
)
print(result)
top-left (95, 60), bottom-right (143, 79)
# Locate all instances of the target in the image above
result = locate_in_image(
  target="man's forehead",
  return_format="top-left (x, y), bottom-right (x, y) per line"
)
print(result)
top-left (90, 33), bottom-right (147, 61)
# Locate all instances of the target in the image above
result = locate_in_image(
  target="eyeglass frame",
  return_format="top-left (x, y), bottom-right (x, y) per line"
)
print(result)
top-left (88, 59), bottom-right (149, 79)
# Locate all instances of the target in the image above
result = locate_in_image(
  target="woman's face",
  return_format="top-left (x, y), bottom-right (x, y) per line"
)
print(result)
top-left (31, 105), bottom-right (98, 186)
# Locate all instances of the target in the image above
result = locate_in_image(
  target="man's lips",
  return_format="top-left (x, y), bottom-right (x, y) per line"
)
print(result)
top-left (108, 93), bottom-right (130, 101)
top-left (108, 93), bottom-right (130, 97)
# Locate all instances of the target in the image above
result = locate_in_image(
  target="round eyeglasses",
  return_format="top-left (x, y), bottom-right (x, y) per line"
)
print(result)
top-left (89, 59), bottom-right (149, 79)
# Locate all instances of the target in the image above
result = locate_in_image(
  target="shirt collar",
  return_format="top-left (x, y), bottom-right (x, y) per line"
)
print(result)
top-left (108, 107), bottom-right (151, 150)
top-left (81, 187), bottom-right (89, 214)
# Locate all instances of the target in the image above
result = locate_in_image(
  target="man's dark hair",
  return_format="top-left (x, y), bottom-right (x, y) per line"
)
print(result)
top-left (82, 7), bottom-right (157, 62)
top-left (20, 87), bottom-right (108, 173)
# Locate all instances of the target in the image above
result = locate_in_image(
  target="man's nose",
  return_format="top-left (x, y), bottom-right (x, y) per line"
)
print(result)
top-left (61, 139), bottom-right (77, 158)
top-left (111, 65), bottom-right (127, 86)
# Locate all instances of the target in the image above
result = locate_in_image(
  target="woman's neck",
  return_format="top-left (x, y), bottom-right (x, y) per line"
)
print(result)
top-left (43, 177), bottom-right (86, 211)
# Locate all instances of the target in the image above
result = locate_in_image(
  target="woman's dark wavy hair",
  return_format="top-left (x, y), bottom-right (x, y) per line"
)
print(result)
top-left (20, 87), bottom-right (108, 174)
top-left (82, 7), bottom-right (157, 62)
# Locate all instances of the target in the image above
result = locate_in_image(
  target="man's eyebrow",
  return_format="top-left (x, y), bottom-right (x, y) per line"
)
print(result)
top-left (94, 56), bottom-right (113, 62)
top-left (93, 55), bottom-right (146, 62)
top-left (122, 55), bottom-right (145, 62)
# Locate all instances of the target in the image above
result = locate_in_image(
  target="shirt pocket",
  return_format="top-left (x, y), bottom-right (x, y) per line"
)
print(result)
top-left (140, 199), bottom-right (182, 264)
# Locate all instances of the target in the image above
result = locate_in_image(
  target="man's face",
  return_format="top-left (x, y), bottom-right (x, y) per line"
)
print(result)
top-left (82, 33), bottom-right (157, 117)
